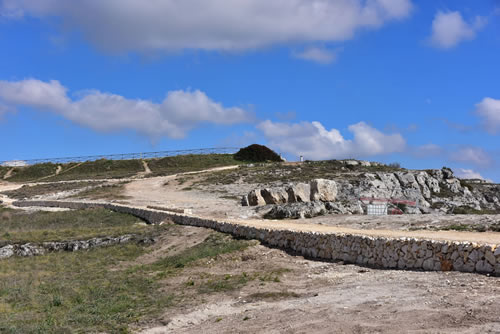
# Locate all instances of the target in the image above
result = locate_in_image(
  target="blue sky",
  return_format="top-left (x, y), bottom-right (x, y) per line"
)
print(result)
top-left (0, 0), bottom-right (499, 181)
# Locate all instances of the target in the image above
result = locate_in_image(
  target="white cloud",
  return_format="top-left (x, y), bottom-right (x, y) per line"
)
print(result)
top-left (257, 120), bottom-right (406, 160)
top-left (1, 0), bottom-right (413, 52)
top-left (454, 168), bottom-right (486, 180)
top-left (293, 47), bottom-right (341, 64)
top-left (0, 78), bottom-right (252, 139)
top-left (449, 146), bottom-right (493, 168)
top-left (475, 97), bottom-right (500, 134)
top-left (429, 11), bottom-right (486, 49)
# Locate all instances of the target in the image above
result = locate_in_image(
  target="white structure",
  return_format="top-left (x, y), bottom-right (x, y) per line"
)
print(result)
top-left (367, 204), bottom-right (388, 215)
top-left (1, 160), bottom-right (27, 167)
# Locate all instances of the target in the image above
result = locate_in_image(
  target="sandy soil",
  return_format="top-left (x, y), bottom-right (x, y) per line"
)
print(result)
top-left (120, 174), bottom-right (500, 245)
top-left (135, 224), bottom-right (500, 334)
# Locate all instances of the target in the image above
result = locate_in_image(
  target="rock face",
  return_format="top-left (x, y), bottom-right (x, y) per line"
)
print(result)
top-left (247, 189), bottom-right (266, 206)
top-left (242, 167), bottom-right (500, 216)
top-left (244, 179), bottom-right (338, 208)
top-left (261, 188), bottom-right (289, 205)
top-left (286, 183), bottom-right (310, 203)
top-left (310, 179), bottom-right (338, 202)
top-left (264, 201), bottom-right (328, 219)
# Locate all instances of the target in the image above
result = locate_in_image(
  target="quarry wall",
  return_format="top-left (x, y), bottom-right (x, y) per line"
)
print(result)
top-left (13, 200), bottom-right (500, 276)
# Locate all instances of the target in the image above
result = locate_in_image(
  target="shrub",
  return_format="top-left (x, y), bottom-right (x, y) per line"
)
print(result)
top-left (234, 144), bottom-right (282, 162)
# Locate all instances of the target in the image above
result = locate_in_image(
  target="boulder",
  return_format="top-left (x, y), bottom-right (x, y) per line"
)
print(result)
top-left (415, 172), bottom-right (431, 199)
top-left (396, 172), bottom-right (418, 188)
top-left (264, 201), bottom-right (328, 219)
top-left (247, 189), bottom-right (266, 206)
top-left (0, 245), bottom-right (14, 259)
top-left (446, 178), bottom-right (462, 193)
top-left (286, 183), bottom-right (310, 203)
top-left (241, 195), bottom-right (249, 206)
top-left (442, 167), bottom-right (454, 179)
top-left (310, 179), bottom-right (338, 202)
top-left (261, 188), bottom-right (289, 205)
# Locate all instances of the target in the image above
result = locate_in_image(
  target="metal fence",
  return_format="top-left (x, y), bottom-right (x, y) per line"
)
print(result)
top-left (1, 147), bottom-right (240, 166)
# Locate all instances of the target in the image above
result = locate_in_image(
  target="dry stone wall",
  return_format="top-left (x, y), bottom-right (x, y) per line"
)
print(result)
top-left (0, 234), bottom-right (151, 260)
top-left (13, 200), bottom-right (500, 276)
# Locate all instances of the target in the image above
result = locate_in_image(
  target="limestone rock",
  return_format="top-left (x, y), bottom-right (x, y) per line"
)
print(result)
top-left (264, 201), bottom-right (328, 219)
top-left (442, 167), bottom-right (454, 179)
top-left (310, 179), bottom-right (338, 202)
top-left (261, 188), bottom-right (289, 205)
top-left (286, 183), bottom-right (310, 203)
top-left (446, 178), bottom-right (462, 193)
top-left (0, 245), bottom-right (14, 259)
top-left (247, 189), bottom-right (266, 206)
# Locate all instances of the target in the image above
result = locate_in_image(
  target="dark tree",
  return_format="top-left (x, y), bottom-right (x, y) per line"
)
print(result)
top-left (234, 144), bottom-right (282, 162)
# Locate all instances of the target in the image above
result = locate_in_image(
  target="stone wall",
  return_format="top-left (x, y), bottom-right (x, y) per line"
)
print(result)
top-left (0, 234), bottom-right (152, 260)
top-left (13, 200), bottom-right (500, 276)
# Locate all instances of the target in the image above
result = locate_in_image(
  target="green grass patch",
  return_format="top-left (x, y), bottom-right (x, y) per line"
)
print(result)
top-left (434, 223), bottom-right (500, 232)
top-left (194, 160), bottom-right (402, 187)
top-left (148, 154), bottom-right (243, 177)
top-left (0, 221), bottom-right (264, 332)
top-left (0, 243), bottom-right (175, 333)
top-left (247, 291), bottom-right (300, 300)
top-left (195, 269), bottom-right (289, 294)
top-left (6, 163), bottom-right (59, 182)
top-left (0, 166), bottom-right (10, 179)
top-left (197, 273), bottom-right (252, 294)
top-left (70, 183), bottom-right (130, 201)
top-left (1, 181), bottom-right (101, 200)
top-left (0, 208), bottom-right (159, 244)
top-left (452, 206), bottom-right (500, 215)
top-left (47, 159), bottom-right (144, 181)
top-left (148, 233), bottom-right (253, 275)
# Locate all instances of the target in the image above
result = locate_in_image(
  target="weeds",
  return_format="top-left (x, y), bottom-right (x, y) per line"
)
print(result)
top-left (1, 181), bottom-right (101, 200)
top-left (0, 208), bottom-right (159, 244)
top-left (148, 154), bottom-right (243, 177)
top-left (0, 244), bottom-right (174, 333)
top-left (70, 183), bottom-right (130, 201)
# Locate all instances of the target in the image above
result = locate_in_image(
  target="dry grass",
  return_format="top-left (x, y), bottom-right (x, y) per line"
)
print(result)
top-left (70, 183), bottom-right (130, 201)
top-left (1, 181), bottom-right (101, 200)
top-left (0, 208), bottom-right (156, 244)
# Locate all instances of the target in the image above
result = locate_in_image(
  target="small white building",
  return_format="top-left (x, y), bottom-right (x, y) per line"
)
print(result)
top-left (366, 204), bottom-right (387, 215)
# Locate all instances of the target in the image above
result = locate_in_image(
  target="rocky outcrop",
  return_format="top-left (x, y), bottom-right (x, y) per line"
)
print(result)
top-left (261, 188), bottom-right (289, 205)
top-left (247, 189), bottom-right (265, 206)
top-left (265, 201), bottom-right (329, 219)
top-left (244, 179), bottom-right (338, 207)
top-left (0, 234), bottom-right (154, 260)
top-left (264, 201), bottom-right (352, 220)
top-left (243, 167), bottom-right (500, 216)
top-left (286, 183), bottom-right (310, 203)
top-left (310, 179), bottom-right (338, 202)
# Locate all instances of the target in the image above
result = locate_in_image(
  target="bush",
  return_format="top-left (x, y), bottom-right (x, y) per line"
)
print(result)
top-left (234, 144), bottom-right (282, 162)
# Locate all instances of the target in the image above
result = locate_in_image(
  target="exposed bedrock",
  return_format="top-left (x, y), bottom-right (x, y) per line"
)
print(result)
top-left (242, 167), bottom-right (500, 215)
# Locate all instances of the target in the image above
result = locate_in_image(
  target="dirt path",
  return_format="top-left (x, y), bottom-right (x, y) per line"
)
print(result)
top-left (2, 168), bottom-right (14, 180)
top-left (137, 231), bottom-right (500, 334)
top-left (120, 167), bottom-right (500, 245)
top-left (142, 160), bottom-right (152, 174)
top-left (226, 217), bottom-right (500, 244)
